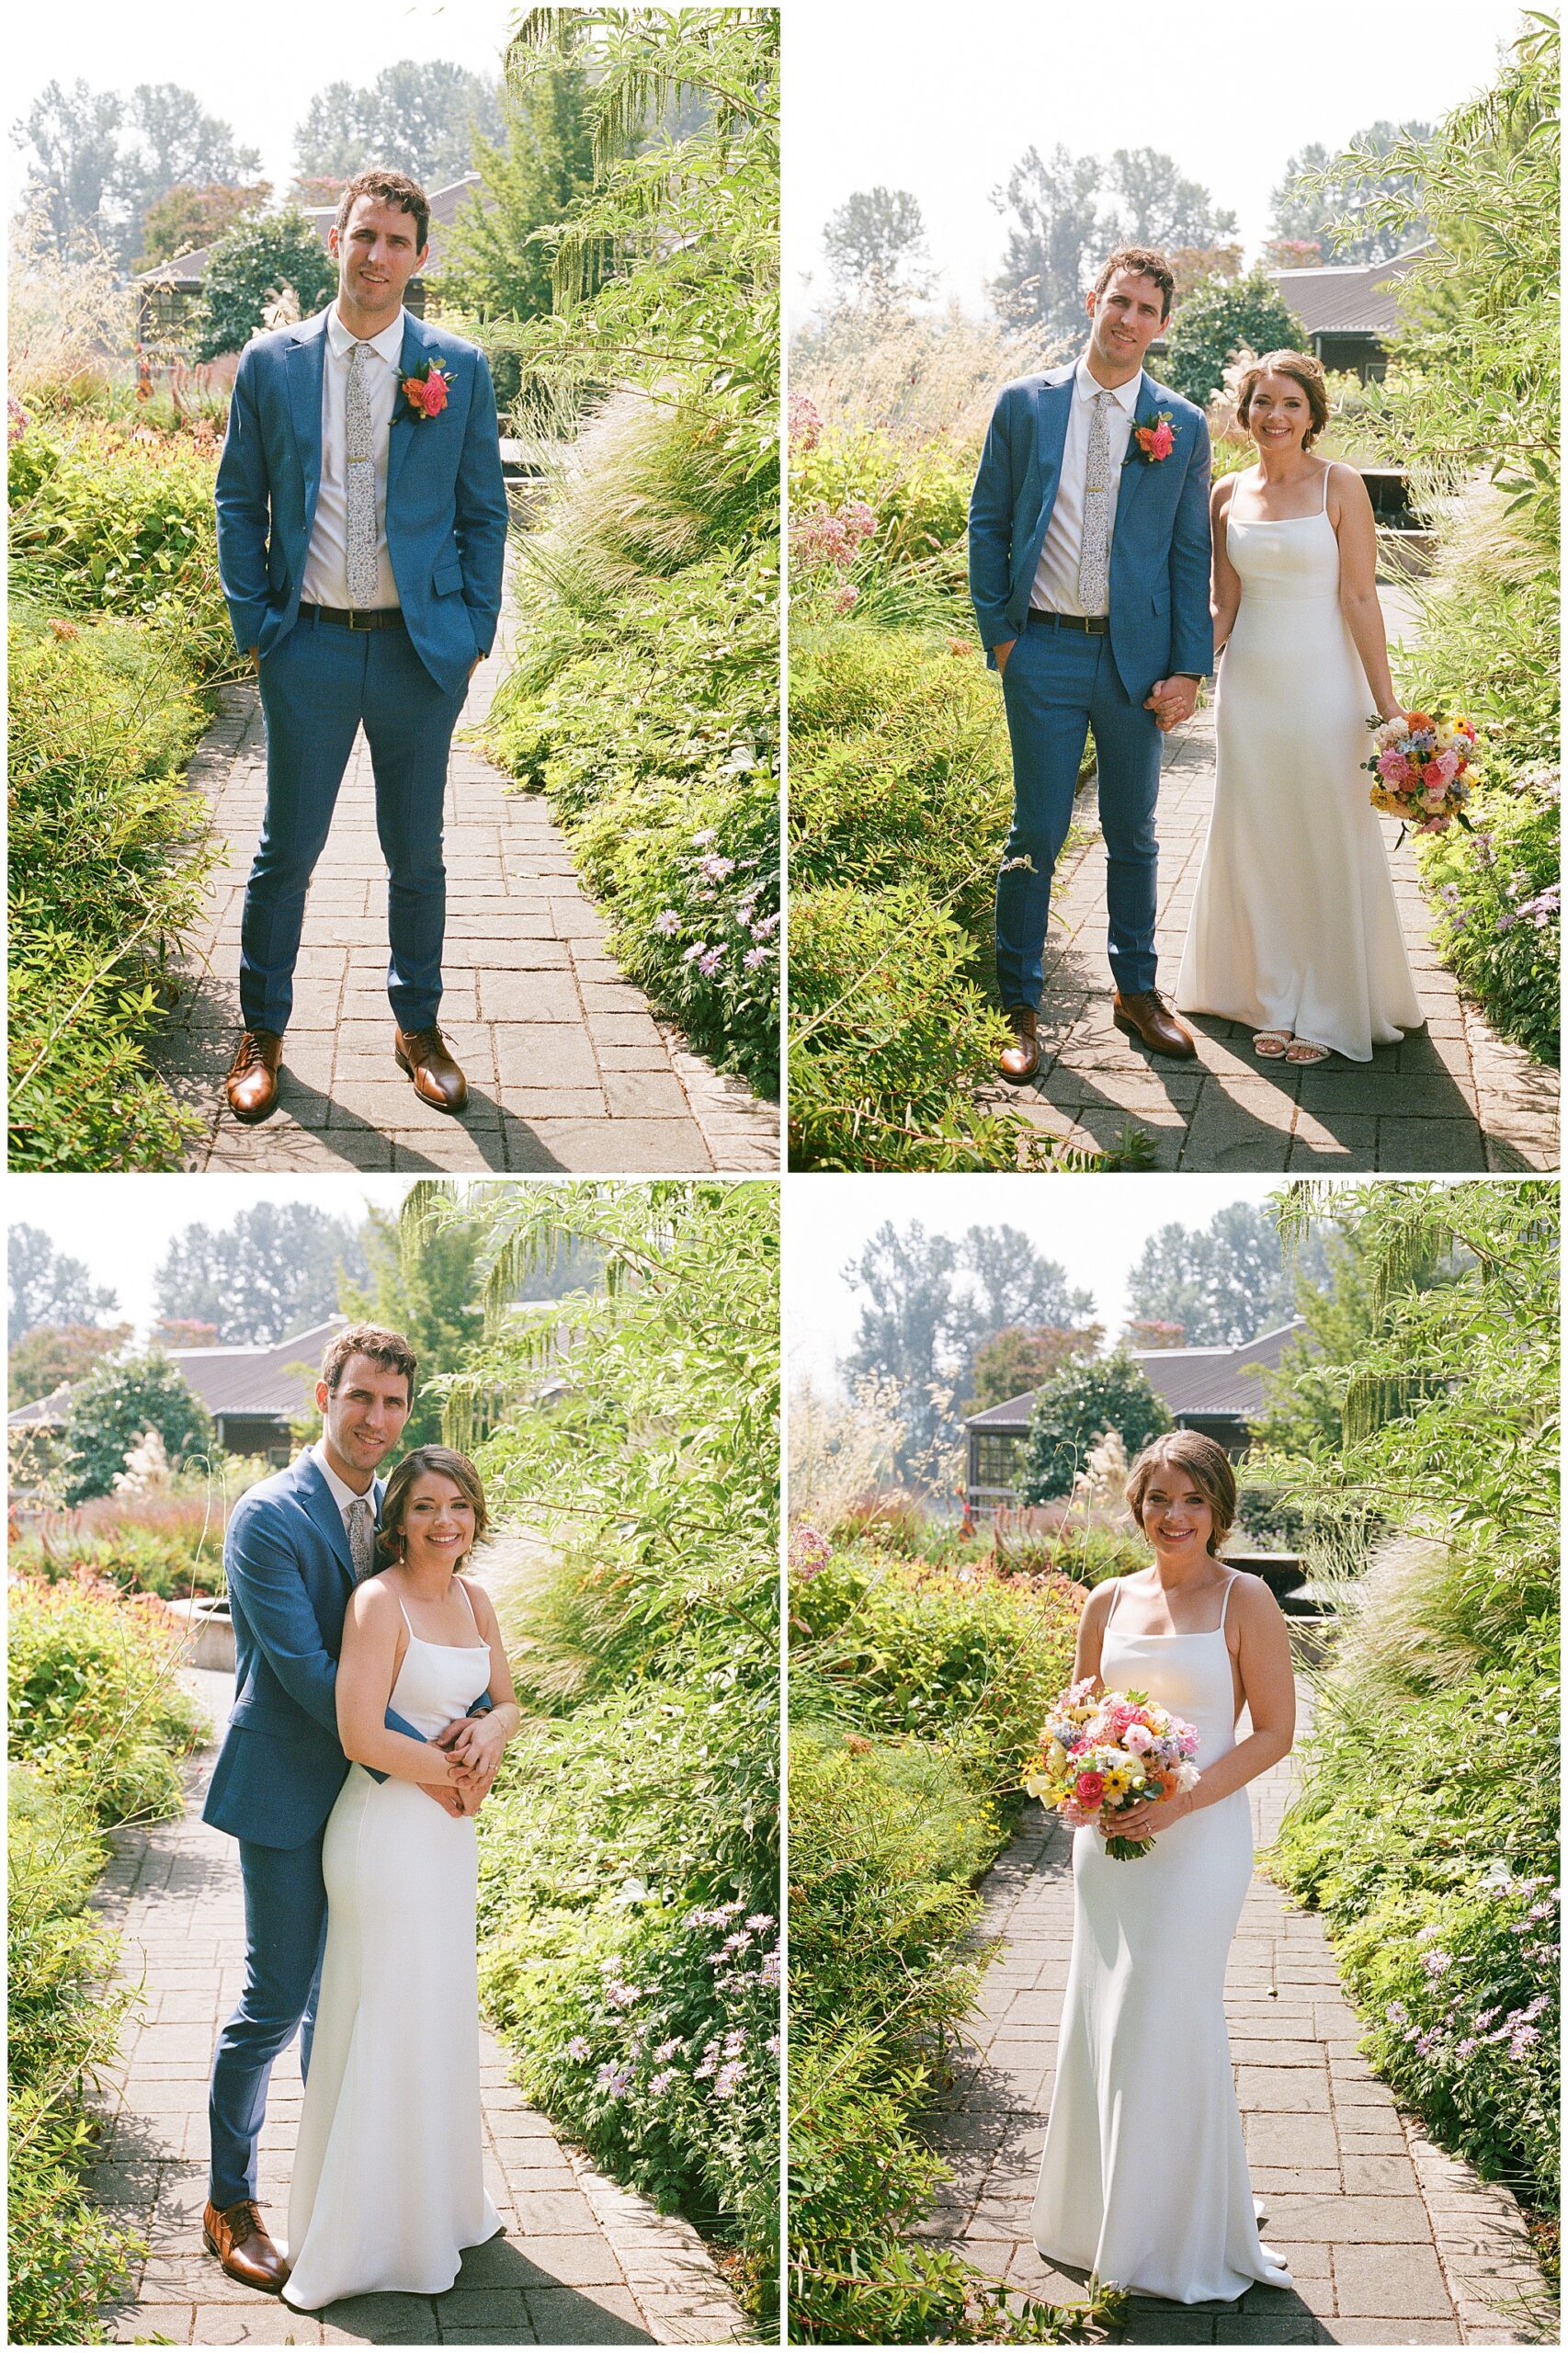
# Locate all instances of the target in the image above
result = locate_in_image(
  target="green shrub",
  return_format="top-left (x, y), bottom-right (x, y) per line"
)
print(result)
top-left (792, 424), bottom-right (973, 574)
top-left (1417, 771), bottom-right (1559, 1064)
top-left (8, 1771), bottom-right (145, 2347)
top-left (484, 396), bottom-right (779, 1097)
top-left (790, 883), bottom-right (1083, 1173)
top-left (12, 1526), bottom-right (225, 1602)
top-left (1019, 1352), bottom-right (1172, 1503)
top-left (1272, 1633), bottom-right (1558, 2208)
top-left (1162, 268), bottom-right (1307, 406)
top-left (8, 601), bottom-right (218, 1170)
top-left (8, 1576), bottom-right (204, 1828)
top-left (59, 1353), bottom-right (217, 1506)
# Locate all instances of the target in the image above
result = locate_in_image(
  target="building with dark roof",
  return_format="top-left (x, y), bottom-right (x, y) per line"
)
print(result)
top-left (964, 1322), bottom-right (1302, 1514)
top-left (7, 1318), bottom-right (341, 1462)
top-left (132, 176), bottom-right (483, 345)
top-left (1265, 243), bottom-right (1433, 380)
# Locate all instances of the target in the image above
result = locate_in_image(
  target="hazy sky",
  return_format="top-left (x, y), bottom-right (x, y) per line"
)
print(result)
top-left (784, 0), bottom-right (1527, 318)
top-left (784, 1175), bottom-right (1346, 1389)
top-left (8, 1177), bottom-right (413, 1340)
top-left (7, 0), bottom-right (517, 216)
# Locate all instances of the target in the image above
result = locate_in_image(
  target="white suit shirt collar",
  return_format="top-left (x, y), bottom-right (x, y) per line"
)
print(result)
top-left (1074, 354), bottom-right (1142, 415)
top-left (324, 304), bottom-right (406, 367)
top-left (311, 1438), bottom-right (375, 1518)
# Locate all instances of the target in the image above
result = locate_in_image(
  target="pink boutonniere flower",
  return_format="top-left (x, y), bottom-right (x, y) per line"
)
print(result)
top-left (399, 357), bottom-right (453, 420)
top-left (1132, 410), bottom-right (1176, 462)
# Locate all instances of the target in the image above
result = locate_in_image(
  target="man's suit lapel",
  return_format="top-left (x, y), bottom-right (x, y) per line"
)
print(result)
top-left (283, 314), bottom-right (329, 527)
top-left (295, 1453), bottom-right (356, 1586)
top-left (385, 314), bottom-right (424, 512)
top-left (1114, 371), bottom-right (1162, 533)
top-left (1030, 368), bottom-right (1075, 501)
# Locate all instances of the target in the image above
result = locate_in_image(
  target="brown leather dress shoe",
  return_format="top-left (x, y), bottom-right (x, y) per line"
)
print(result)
top-left (1113, 989), bottom-right (1197, 1060)
top-left (203, 2197), bottom-right (289, 2293)
top-left (223, 1029), bottom-right (284, 1121)
top-left (394, 1023), bottom-right (469, 1111)
top-left (998, 1006), bottom-right (1040, 1084)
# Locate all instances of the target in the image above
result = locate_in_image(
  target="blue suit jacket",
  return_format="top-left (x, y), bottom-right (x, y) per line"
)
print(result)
top-left (201, 1452), bottom-right (484, 1848)
top-left (968, 362), bottom-right (1214, 702)
top-left (215, 306), bottom-right (510, 696)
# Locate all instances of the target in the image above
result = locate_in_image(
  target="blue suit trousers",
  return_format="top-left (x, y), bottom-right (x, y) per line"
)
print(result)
top-left (995, 622), bottom-right (1164, 1011)
top-left (208, 1832), bottom-right (329, 2208)
top-left (242, 609), bottom-right (466, 1034)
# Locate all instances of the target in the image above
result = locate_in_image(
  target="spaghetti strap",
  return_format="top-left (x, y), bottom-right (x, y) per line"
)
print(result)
top-left (1218, 1572), bottom-right (1238, 1631)
top-left (1105, 1574), bottom-right (1121, 1628)
top-left (395, 1593), bottom-right (415, 1636)
top-left (454, 1575), bottom-right (484, 1642)
top-left (1320, 464), bottom-right (1331, 516)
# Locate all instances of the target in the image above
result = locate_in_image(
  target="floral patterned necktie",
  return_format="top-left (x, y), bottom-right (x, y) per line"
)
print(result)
top-left (1078, 388), bottom-right (1114, 615)
top-left (347, 1495), bottom-right (375, 1582)
top-left (345, 340), bottom-right (378, 608)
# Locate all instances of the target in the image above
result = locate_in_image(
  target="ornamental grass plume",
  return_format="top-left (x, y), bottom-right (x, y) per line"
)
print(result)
top-left (8, 209), bottom-right (135, 407)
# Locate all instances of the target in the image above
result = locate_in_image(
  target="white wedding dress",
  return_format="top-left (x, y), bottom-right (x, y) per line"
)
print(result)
top-left (283, 1586), bottom-right (502, 2310)
top-left (1175, 469), bottom-right (1425, 1060)
top-left (1032, 1572), bottom-right (1291, 2304)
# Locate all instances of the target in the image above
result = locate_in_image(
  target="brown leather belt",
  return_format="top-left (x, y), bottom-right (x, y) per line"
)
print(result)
top-left (298, 602), bottom-right (405, 631)
top-left (1028, 608), bottom-right (1109, 635)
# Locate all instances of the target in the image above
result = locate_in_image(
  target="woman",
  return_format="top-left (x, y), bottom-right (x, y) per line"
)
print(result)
top-left (1176, 350), bottom-right (1426, 1063)
top-left (283, 1447), bottom-right (520, 2311)
top-left (1031, 1431), bottom-right (1296, 2304)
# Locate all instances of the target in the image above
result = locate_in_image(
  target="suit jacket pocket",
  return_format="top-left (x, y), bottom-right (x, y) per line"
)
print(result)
top-left (433, 559), bottom-right (464, 596)
top-left (1151, 585), bottom-right (1171, 614)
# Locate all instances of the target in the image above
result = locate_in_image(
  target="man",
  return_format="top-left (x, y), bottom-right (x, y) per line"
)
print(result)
top-left (215, 169), bottom-right (510, 1122)
top-left (201, 1324), bottom-right (498, 2290)
top-left (969, 246), bottom-right (1214, 1081)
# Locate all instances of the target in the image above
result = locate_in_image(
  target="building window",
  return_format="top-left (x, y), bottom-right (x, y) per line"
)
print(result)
top-left (972, 1432), bottom-right (1024, 1490)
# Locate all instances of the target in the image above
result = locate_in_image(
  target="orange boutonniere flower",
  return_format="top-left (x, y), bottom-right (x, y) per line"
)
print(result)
top-left (1131, 410), bottom-right (1176, 462)
top-left (400, 358), bottom-right (453, 420)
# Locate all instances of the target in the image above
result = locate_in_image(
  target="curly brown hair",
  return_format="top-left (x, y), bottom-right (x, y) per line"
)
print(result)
top-left (1125, 1431), bottom-right (1237, 1557)
top-left (321, 1323), bottom-right (416, 1404)
top-left (377, 1445), bottom-right (489, 1566)
top-left (1093, 245), bottom-right (1176, 322)
top-left (334, 168), bottom-right (430, 254)
top-left (1235, 349), bottom-right (1331, 452)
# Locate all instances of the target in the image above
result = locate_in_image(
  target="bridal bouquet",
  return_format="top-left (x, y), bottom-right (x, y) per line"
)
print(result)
top-left (1365, 710), bottom-right (1478, 835)
top-left (1024, 1677), bottom-right (1199, 1860)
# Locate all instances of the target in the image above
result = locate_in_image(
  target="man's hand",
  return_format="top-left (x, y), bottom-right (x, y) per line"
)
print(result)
top-left (468, 654), bottom-right (483, 682)
top-left (246, 647), bottom-right (260, 676)
top-left (1144, 675), bottom-right (1199, 732)
top-left (994, 638), bottom-right (1017, 678)
top-left (422, 1781), bottom-right (467, 1818)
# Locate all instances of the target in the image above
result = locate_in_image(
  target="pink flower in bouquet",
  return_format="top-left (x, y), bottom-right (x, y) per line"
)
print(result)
top-left (1378, 750), bottom-right (1413, 784)
top-left (1123, 1722), bottom-right (1153, 1756)
top-left (1434, 749), bottom-right (1460, 782)
top-left (1422, 759), bottom-right (1449, 787)
top-left (1074, 1770), bottom-right (1106, 1806)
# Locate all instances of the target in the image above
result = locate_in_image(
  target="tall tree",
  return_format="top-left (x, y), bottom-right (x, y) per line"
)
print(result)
top-left (1107, 146), bottom-right (1236, 250)
top-left (843, 1221), bottom-right (1096, 1473)
top-left (1269, 119), bottom-right (1432, 266)
top-left (8, 1224), bottom-right (119, 1345)
top-left (9, 78), bottom-right (125, 260)
top-left (293, 60), bottom-right (504, 189)
top-left (434, 64), bottom-right (597, 322)
top-left (821, 186), bottom-right (932, 308)
top-left (135, 178), bottom-right (270, 268)
top-left (988, 142), bottom-right (1104, 334)
top-left (966, 1323), bottom-right (1103, 1414)
top-left (1127, 1201), bottom-right (1330, 1347)
top-left (343, 1206), bottom-right (486, 1450)
top-left (154, 1203), bottom-right (369, 1346)
top-left (116, 83), bottom-right (261, 262)
top-left (9, 1322), bottom-right (131, 1406)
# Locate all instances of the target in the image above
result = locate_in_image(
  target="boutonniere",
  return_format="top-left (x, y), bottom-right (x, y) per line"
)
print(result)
top-left (1130, 410), bottom-right (1176, 463)
top-left (399, 357), bottom-right (453, 421)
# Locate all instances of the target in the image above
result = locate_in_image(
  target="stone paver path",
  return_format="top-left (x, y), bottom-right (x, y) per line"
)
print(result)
top-left (153, 600), bottom-right (778, 1175)
top-left (924, 1678), bottom-right (1556, 2347)
top-left (88, 1671), bottom-right (754, 2347)
top-left (982, 694), bottom-right (1557, 1174)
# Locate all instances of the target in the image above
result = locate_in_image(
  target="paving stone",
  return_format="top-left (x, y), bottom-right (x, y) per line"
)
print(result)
top-left (519, 2287), bottom-right (651, 2342)
top-left (1331, 2242), bottom-right (1454, 2317)
top-left (148, 599), bottom-right (776, 1172)
top-left (1013, 698), bottom-right (1556, 1170)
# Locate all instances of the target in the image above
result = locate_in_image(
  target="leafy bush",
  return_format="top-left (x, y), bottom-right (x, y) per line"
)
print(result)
top-left (791, 419), bottom-right (974, 574)
top-left (9, 424), bottom-right (232, 1169)
top-left (1162, 268), bottom-right (1308, 406)
top-left (12, 1523), bottom-right (226, 1601)
top-left (8, 1574), bottom-right (204, 1828)
top-left (1235, 1480), bottom-right (1309, 1551)
top-left (1018, 1352), bottom-right (1171, 1503)
top-left (1418, 767), bottom-right (1559, 1064)
top-left (59, 1353), bottom-right (217, 1505)
top-left (484, 398), bottom-right (779, 1096)
top-left (192, 210), bottom-right (337, 361)
top-left (8, 1771), bottom-right (144, 2347)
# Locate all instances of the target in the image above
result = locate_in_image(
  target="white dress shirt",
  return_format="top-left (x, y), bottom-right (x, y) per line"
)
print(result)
top-left (311, 1438), bottom-right (377, 1529)
top-left (301, 304), bottom-right (404, 611)
top-left (1032, 356), bottom-right (1142, 618)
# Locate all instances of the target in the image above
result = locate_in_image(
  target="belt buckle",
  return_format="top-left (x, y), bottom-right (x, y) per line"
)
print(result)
top-left (346, 608), bottom-right (370, 631)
